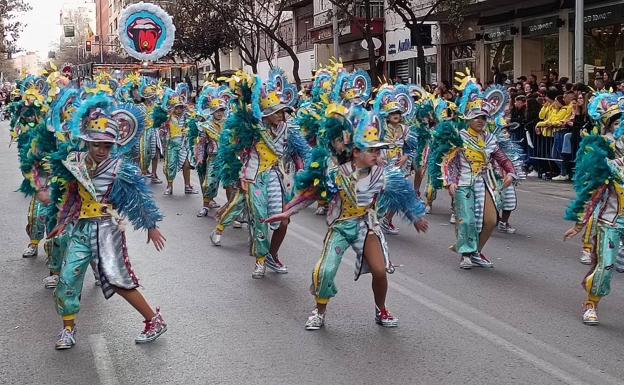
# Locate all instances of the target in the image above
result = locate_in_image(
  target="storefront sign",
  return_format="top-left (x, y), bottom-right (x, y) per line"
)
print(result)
top-left (569, 3), bottom-right (624, 30)
top-left (483, 25), bottom-right (513, 43)
top-left (522, 17), bottom-right (559, 37)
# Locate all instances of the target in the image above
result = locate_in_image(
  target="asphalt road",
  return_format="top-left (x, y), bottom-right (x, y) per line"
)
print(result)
top-left (1, 120), bottom-right (624, 385)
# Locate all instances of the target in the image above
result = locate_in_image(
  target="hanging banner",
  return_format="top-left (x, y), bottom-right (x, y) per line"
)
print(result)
top-left (118, 2), bottom-right (175, 61)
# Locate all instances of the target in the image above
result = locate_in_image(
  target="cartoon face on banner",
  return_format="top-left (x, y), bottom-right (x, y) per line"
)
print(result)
top-left (118, 2), bottom-right (175, 61)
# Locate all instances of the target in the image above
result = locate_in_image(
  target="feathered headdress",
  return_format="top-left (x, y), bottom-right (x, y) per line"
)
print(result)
top-left (351, 106), bottom-right (388, 149)
top-left (588, 92), bottom-right (623, 132)
top-left (455, 69), bottom-right (491, 119)
top-left (110, 103), bottom-right (146, 154)
top-left (70, 93), bottom-right (119, 143)
top-left (47, 87), bottom-right (80, 134)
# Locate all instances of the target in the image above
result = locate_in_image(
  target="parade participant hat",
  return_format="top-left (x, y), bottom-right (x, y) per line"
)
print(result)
top-left (197, 83), bottom-right (236, 117)
top-left (455, 68), bottom-right (494, 120)
top-left (351, 106), bottom-right (389, 149)
top-left (71, 94), bottom-right (119, 143)
top-left (47, 87), bottom-right (80, 134)
top-left (161, 88), bottom-right (186, 111)
top-left (588, 91), bottom-right (623, 134)
top-left (372, 84), bottom-right (414, 118)
top-left (259, 68), bottom-right (298, 117)
top-left (139, 77), bottom-right (161, 101)
top-left (333, 69), bottom-right (372, 107)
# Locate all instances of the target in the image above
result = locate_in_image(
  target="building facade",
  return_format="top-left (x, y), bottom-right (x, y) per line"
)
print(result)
top-left (433, 0), bottom-right (624, 84)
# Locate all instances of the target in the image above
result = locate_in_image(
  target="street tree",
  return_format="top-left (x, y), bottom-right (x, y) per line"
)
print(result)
top-left (387, 0), bottom-right (470, 84)
top-left (165, 0), bottom-right (237, 77)
top-left (0, 0), bottom-right (31, 82)
top-left (215, 0), bottom-right (303, 88)
top-left (327, 0), bottom-right (384, 86)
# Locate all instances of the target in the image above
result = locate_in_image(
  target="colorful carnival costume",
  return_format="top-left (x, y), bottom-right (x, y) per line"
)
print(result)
top-left (12, 78), bottom-right (50, 258)
top-left (431, 72), bottom-right (519, 269)
top-left (20, 69), bottom-right (79, 288)
top-left (48, 94), bottom-right (167, 350)
top-left (211, 69), bottom-right (308, 278)
top-left (192, 83), bottom-right (235, 216)
top-left (161, 85), bottom-right (197, 195)
top-left (372, 84), bottom-right (418, 235)
top-left (564, 92), bottom-right (624, 325)
top-left (265, 106), bottom-right (428, 330)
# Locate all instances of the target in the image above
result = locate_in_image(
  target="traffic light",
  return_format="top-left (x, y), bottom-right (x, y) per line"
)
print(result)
top-left (85, 41), bottom-right (92, 52)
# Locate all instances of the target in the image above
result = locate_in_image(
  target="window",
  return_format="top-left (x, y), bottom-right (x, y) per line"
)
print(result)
top-left (296, 15), bottom-right (313, 52)
top-left (354, 0), bottom-right (384, 19)
top-left (278, 20), bottom-right (294, 58)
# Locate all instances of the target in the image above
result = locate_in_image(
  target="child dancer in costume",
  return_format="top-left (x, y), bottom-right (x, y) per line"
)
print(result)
top-left (265, 107), bottom-right (428, 329)
top-left (563, 92), bottom-right (624, 325)
top-left (431, 72), bottom-right (518, 269)
top-left (210, 70), bottom-right (308, 278)
top-left (139, 78), bottom-right (165, 183)
top-left (48, 94), bottom-right (167, 350)
top-left (192, 84), bottom-right (233, 216)
top-left (13, 82), bottom-right (49, 258)
top-left (373, 84), bottom-right (417, 235)
top-left (161, 86), bottom-right (197, 195)
top-left (21, 72), bottom-right (79, 288)
top-left (406, 85), bottom-right (434, 207)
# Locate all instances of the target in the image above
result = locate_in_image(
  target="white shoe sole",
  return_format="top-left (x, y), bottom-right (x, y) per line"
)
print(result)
top-left (135, 325), bottom-right (168, 344)
top-left (210, 233), bottom-right (221, 246)
top-left (55, 344), bottom-right (74, 350)
top-left (305, 325), bottom-right (324, 330)
top-left (265, 264), bottom-right (288, 274)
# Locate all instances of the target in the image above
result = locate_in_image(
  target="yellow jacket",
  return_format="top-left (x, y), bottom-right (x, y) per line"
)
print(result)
top-left (536, 104), bottom-right (573, 137)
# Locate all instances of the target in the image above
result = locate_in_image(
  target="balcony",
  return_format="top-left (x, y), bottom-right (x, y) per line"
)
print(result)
top-left (284, 0), bottom-right (313, 11)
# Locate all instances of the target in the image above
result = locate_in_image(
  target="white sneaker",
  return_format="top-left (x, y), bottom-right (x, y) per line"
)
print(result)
top-left (43, 275), bottom-right (59, 289)
top-left (527, 170), bottom-right (538, 177)
top-left (197, 207), bottom-right (209, 217)
top-left (305, 309), bottom-right (325, 330)
top-left (582, 307), bottom-right (599, 325)
top-left (252, 261), bottom-right (266, 279)
top-left (425, 205), bottom-right (431, 214)
top-left (22, 244), bottom-right (38, 258)
top-left (210, 230), bottom-right (222, 246)
top-left (580, 249), bottom-right (592, 265)
top-left (449, 213), bottom-right (456, 224)
top-left (552, 174), bottom-right (570, 181)
top-left (233, 220), bottom-right (242, 229)
top-left (497, 221), bottom-right (517, 234)
top-left (459, 256), bottom-right (473, 269)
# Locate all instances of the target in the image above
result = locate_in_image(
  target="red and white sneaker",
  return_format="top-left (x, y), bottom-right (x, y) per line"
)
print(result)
top-left (135, 307), bottom-right (167, 344)
top-left (375, 307), bottom-right (399, 327)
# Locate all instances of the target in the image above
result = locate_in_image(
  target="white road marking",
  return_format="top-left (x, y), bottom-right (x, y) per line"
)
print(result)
top-left (88, 334), bottom-right (119, 385)
top-left (287, 222), bottom-right (622, 385)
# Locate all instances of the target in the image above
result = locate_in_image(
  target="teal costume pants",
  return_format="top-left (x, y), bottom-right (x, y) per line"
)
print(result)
top-left (26, 196), bottom-right (46, 243)
top-left (583, 221), bottom-right (624, 298)
top-left (454, 186), bottom-right (479, 255)
top-left (46, 232), bottom-right (69, 274)
top-left (312, 219), bottom-right (389, 303)
top-left (197, 154), bottom-right (219, 203)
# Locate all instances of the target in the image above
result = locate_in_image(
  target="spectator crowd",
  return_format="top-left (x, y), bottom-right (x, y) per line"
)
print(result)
top-left (420, 67), bottom-right (624, 182)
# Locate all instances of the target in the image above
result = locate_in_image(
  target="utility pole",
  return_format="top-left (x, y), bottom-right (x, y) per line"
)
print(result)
top-left (574, 0), bottom-right (584, 82)
top-left (332, 3), bottom-right (340, 59)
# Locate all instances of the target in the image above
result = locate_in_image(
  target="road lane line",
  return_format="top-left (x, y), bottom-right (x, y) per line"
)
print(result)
top-left (287, 222), bottom-right (622, 385)
top-left (88, 334), bottom-right (119, 385)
